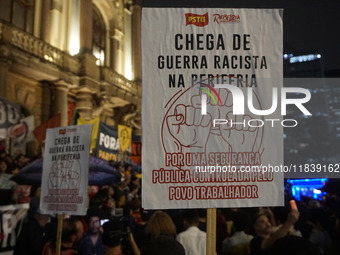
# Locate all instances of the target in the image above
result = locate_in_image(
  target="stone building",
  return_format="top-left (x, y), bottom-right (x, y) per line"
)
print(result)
top-left (0, 0), bottom-right (142, 156)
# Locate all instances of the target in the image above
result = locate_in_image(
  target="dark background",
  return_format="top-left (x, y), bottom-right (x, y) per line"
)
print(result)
top-left (142, 0), bottom-right (340, 75)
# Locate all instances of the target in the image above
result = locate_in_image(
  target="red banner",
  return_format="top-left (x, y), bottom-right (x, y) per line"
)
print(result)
top-left (185, 13), bottom-right (209, 27)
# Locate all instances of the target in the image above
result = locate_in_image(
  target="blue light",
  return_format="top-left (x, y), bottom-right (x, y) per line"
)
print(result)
top-left (313, 189), bottom-right (321, 194)
top-left (287, 178), bottom-right (327, 184)
top-left (288, 178), bottom-right (328, 201)
top-left (285, 53), bottom-right (322, 63)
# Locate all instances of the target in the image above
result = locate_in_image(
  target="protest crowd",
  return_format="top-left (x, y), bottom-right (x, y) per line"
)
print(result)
top-left (0, 151), bottom-right (340, 255)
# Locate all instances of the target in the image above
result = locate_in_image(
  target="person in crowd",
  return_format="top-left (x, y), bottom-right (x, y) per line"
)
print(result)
top-left (145, 210), bottom-right (177, 239)
top-left (102, 218), bottom-right (140, 255)
top-left (3, 154), bottom-right (15, 172)
top-left (127, 184), bottom-right (139, 203)
top-left (271, 206), bottom-right (302, 237)
top-left (121, 204), bottom-right (149, 251)
top-left (123, 174), bottom-right (131, 197)
top-left (141, 235), bottom-right (185, 255)
top-left (309, 209), bottom-right (332, 255)
top-left (250, 208), bottom-right (299, 255)
top-left (88, 185), bottom-right (99, 199)
top-left (92, 186), bottom-right (116, 217)
top-left (129, 174), bottom-right (138, 185)
top-left (116, 161), bottom-right (126, 182)
top-left (217, 209), bottom-right (229, 254)
top-left (101, 185), bottom-right (115, 200)
top-left (198, 209), bottom-right (207, 232)
top-left (176, 209), bottom-right (207, 255)
top-left (0, 150), bottom-right (6, 159)
top-left (222, 210), bottom-right (253, 255)
top-left (71, 216), bottom-right (86, 253)
top-left (42, 217), bottom-right (79, 255)
top-left (130, 175), bottom-right (141, 191)
top-left (115, 179), bottom-right (130, 208)
top-left (14, 153), bottom-right (30, 168)
top-left (13, 197), bottom-right (51, 255)
top-left (89, 190), bottom-right (108, 209)
top-left (0, 158), bottom-right (8, 173)
top-left (78, 208), bottom-right (105, 255)
top-left (124, 163), bottom-right (132, 176)
top-left (102, 185), bottom-right (117, 209)
top-left (130, 198), bottom-right (144, 224)
top-left (104, 196), bottom-right (116, 210)
top-left (16, 184), bottom-right (31, 203)
top-left (0, 159), bottom-right (17, 204)
top-left (30, 184), bottom-right (42, 198)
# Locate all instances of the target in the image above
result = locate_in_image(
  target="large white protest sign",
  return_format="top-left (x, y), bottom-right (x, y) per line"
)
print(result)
top-left (142, 8), bottom-right (284, 209)
top-left (41, 124), bottom-right (92, 215)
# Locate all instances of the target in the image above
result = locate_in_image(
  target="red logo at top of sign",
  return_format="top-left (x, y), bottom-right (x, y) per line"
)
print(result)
top-left (213, 14), bottom-right (240, 24)
top-left (185, 13), bottom-right (209, 27)
top-left (59, 129), bottom-right (66, 135)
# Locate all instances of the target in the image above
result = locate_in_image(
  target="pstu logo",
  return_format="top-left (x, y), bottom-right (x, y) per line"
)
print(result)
top-left (59, 129), bottom-right (66, 135)
top-left (213, 14), bottom-right (240, 24)
top-left (185, 13), bottom-right (209, 27)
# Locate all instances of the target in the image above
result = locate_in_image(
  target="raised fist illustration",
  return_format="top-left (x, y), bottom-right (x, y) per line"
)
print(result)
top-left (163, 79), bottom-right (264, 161)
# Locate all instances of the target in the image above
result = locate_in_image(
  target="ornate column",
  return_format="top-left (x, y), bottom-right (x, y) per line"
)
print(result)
top-left (40, 0), bottom-right (51, 43)
top-left (53, 82), bottom-right (68, 126)
top-left (36, 81), bottom-right (52, 125)
top-left (0, 46), bottom-right (11, 100)
top-left (111, 29), bottom-right (124, 74)
top-left (75, 87), bottom-right (94, 120)
top-left (78, 0), bottom-right (99, 90)
top-left (79, 0), bottom-right (93, 54)
top-left (131, 1), bottom-right (142, 129)
top-left (49, 0), bottom-right (63, 49)
top-left (131, 1), bottom-right (142, 81)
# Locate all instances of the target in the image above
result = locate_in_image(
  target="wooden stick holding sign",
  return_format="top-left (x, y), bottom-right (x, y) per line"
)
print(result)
top-left (56, 215), bottom-right (64, 255)
top-left (40, 125), bottom-right (93, 255)
top-left (206, 208), bottom-right (216, 255)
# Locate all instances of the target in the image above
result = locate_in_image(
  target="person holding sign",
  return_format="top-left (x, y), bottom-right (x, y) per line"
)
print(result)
top-left (250, 208), bottom-right (300, 255)
top-left (13, 197), bottom-right (51, 255)
top-left (41, 217), bottom-right (79, 255)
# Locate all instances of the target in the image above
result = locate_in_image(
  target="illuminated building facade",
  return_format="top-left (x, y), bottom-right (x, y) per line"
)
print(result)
top-left (0, 0), bottom-right (142, 155)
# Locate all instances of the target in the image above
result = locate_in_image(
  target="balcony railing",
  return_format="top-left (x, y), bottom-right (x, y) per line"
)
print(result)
top-left (0, 21), bottom-right (80, 74)
top-left (0, 21), bottom-right (139, 97)
top-left (101, 67), bottom-right (138, 96)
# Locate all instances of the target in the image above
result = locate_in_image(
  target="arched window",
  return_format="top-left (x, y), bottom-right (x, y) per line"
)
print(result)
top-left (0, 0), bottom-right (35, 34)
top-left (92, 6), bottom-right (106, 66)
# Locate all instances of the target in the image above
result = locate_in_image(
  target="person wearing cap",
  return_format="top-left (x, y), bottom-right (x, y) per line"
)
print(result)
top-left (13, 197), bottom-right (51, 255)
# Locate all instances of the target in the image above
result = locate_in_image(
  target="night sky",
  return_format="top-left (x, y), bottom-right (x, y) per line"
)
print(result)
top-left (141, 0), bottom-right (340, 73)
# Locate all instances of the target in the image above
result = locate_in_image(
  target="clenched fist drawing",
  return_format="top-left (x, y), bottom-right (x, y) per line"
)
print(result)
top-left (162, 78), bottom-right (264, 166)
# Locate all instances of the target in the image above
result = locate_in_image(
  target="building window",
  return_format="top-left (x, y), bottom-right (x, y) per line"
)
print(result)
top-left (0, 0), bottom-right (34, 34)
top-left (92, 6), bottom-right (106, 66)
